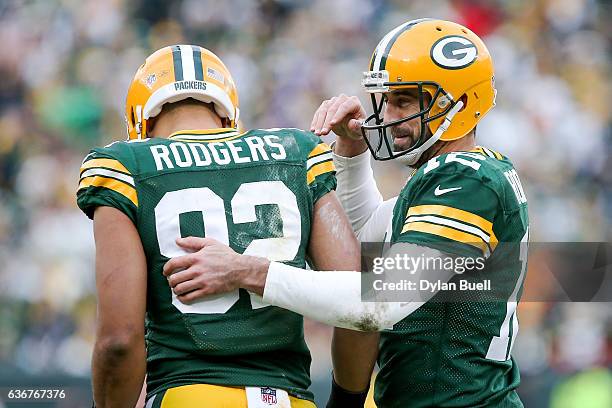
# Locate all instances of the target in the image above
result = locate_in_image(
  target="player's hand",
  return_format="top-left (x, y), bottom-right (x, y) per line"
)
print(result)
top-left (310, 94), bottom-right (366, 139)
top-left (162, 237), bottom-right (270, 302)
top-left (162, 237), bottom-right (243, 303)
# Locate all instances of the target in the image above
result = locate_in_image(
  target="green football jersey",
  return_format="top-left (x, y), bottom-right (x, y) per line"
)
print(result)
top-left (77, 127), bottom-right (336, 401)
top-left (377, 147), bottom-right (529, 408)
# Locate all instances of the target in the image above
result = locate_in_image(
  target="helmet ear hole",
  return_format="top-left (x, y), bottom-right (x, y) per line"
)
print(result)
top-left (458, 94), bottom-right (468, 112)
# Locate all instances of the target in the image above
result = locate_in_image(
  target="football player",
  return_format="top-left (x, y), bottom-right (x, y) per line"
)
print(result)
top-left (77, 45), bottom-right (378, 407)
top-left (164, 20), bottom-right (530, 408)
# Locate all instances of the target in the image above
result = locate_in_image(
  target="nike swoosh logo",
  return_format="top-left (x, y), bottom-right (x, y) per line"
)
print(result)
top-left (434, 185), bottom-right (462, 196)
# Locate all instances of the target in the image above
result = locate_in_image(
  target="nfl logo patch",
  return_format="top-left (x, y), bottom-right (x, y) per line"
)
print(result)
top-left (145, 73), bottom-right (157, 88)
top-left (260, 387), bottom-right (277, 405)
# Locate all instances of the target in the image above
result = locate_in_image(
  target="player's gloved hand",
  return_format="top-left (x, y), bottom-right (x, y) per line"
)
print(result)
top-left (326, 376), bottom-right (369, 408)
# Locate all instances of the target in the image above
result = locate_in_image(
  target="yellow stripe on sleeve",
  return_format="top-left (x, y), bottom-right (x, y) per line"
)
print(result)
top-left (80, 158), bottom-right (130, 175)
top-left (407, 205), bottom-right (497, 244)
top-left (308, 142), bottom-right (331, 158)
top-left (401, 221), bottom-right (490, 255)
top-left (78, 176), bottom-right (138, 206)
top-left (306, 160), bottom-right (335, 184)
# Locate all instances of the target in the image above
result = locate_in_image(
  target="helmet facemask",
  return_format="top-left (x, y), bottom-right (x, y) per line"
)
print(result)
top-left (361, 72), bottom-right (457, 164)
top-left (360, 18), bottom-right (494, 165)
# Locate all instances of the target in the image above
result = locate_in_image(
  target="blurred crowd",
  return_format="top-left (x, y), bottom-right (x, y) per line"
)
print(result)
top-left (0, 0), bottom-right (610, 406)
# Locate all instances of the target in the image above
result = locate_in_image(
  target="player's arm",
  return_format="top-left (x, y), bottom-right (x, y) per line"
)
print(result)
top-left (258, 242), bottom-right (455, 331)
top-left (258, 169), bottom-right (500, 330)
top-left (313, 94), bottom-right (392, 241)
top-left (306, 192), bottom-right (379, 400)
top-left (163, 192), bottom-right (377, 405)
top-left (335, 147), bottom-right (397, 241)
top-left (162, 171), bottom-right (497, 331)
top-left (164, 235), bottom-right (451, 331)
top-left (92, 206), bottom-right (146, 408)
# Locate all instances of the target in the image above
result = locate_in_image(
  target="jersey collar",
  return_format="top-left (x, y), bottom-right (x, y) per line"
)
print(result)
top-left (168, 128), bottom-right (239, 141)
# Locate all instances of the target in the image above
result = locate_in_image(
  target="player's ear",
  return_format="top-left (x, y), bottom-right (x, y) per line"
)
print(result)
top-left (147, 116), bottom-right (157, 137)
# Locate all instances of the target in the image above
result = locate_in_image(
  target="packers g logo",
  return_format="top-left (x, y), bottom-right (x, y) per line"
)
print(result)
top-left (430, 36), bottom-right (478, 69)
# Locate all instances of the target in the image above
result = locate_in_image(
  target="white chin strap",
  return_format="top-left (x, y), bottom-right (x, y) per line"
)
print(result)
top-left (398, 100), bottom-right (464, 166)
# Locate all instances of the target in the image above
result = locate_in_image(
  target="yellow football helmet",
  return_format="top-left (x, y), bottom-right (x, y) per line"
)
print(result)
top-left (361, 19), bottom-right (496, 163)
top-left (125, 45), bottom-right (239, 139)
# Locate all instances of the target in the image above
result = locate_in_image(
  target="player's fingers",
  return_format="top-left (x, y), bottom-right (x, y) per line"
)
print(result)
top-left (312, 100), bottom-right (332, 135)
top-left (163, 255), bottom-right (194, 277)
top-left (175, 236), bottom-right (207, 251)
top-left (310, 104), bottom-right (325, 132)
top-left (172, 279), bottom-right (200, 296)
top-left (178, 288), bottom-right (208, 304)
top-left (321, 96), bottom-right (348, 134)
top-left (166, 268), bottom-right (196, 288)
top-left (330, 96), bottom-right (365, 127)
top-left (176, 236), bottom-right (218, 251)
top-left (347, 118), bottom-right (364, 134)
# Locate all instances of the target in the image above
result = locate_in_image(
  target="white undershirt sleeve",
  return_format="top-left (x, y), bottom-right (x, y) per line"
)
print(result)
top-left (262, 243), bottom-right (457, 331)
top-left (334, 148), bottom-right (396, 242)
top-left (354, 197), bottom-right (397, 242)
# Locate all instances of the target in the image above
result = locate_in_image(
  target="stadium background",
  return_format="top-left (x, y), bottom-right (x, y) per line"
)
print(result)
top-left (0, 0), bottom-right (610, 407)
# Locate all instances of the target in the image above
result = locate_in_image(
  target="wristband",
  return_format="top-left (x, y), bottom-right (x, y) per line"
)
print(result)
top-left (326, 376), bottom-right (369, 408)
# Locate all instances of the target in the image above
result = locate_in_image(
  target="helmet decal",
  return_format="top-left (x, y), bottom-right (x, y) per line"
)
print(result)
top-left (430, 36), bottom-right (478, 70)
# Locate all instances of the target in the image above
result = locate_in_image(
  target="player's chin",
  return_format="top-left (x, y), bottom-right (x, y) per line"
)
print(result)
top-left (392, 135), bottom-right (415, 151)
